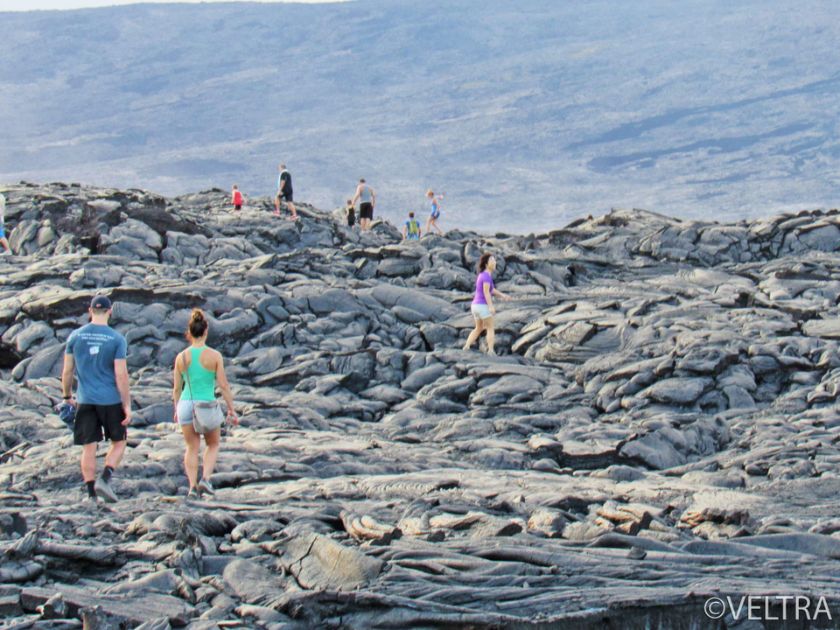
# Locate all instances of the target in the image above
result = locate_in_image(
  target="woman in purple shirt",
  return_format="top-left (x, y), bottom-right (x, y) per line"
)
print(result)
top-left (462, 253), bottom-right (511, 355)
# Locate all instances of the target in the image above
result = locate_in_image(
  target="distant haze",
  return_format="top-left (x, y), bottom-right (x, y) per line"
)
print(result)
top-left (0, 0), bottom-right (345, 11)
top-left (3, 1), bottom-right (840, 232)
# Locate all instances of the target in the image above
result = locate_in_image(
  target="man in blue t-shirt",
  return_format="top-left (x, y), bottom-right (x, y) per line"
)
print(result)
top-left (61, 295), bottom-right (131, 503)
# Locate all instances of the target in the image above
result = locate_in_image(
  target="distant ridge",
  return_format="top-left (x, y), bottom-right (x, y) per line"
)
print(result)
top-left (3, 1), bottom-right (840, 231)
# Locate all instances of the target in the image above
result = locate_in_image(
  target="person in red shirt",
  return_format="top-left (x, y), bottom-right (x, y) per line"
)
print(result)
top-left (231, 185), bottom-right (244, 211)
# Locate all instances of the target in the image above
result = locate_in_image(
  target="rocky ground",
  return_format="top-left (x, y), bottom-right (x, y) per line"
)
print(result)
top-left (1, 183), bottom-right (840, 629)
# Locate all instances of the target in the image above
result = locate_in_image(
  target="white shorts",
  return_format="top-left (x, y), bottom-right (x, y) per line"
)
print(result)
top-left (471, 304), bottom-right (492, 320)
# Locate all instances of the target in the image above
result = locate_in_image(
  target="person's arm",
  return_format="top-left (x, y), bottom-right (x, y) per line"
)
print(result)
top-left (215, 353), bottom-right (239, 425)
top-left (483, 281), bottom-right (494, 313)
top-left (493, 287), bottom-right (512, 301)
top-left (172, 352), bottom-right (183, 422)
top-left (351, 186), bottom-right (361, 206)
top-left (114, 359), bottom-right (132, 426)
top-left (371, 188), bottom-right (376, 207)
top-left (61, 354), bottom-right (75, 403)
top-left (402, 224), bottom-right (407, 240)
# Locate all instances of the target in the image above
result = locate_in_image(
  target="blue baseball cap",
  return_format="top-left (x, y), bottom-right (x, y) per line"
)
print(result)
top-left (90, 295), bottom-right (112, 310)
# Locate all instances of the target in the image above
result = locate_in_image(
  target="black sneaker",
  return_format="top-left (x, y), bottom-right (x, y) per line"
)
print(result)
top-left (94, 478), bottom-right (117, 503)
top-left (197, 479), bottom-right (215, 497)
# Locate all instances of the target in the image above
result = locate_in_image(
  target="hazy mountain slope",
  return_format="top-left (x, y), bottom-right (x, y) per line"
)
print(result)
top-left (2, 0), bottom-right (840, 231)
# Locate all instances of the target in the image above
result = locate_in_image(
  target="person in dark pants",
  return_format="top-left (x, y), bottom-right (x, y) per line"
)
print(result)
top-left (345, 199), bottom-right (356, 227)
top-left (274, 163), bottom-right (298, 220)
top-left (60, 295), bottom-right (132, 504)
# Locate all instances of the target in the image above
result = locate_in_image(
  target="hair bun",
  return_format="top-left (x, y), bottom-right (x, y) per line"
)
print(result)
top-left (187, 308), bottom-right (209, 340)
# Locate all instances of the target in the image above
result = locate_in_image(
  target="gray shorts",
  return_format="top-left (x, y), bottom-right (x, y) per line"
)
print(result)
top-left (177, 399), bottom-right (218, 426)
top-left (471, 304), bottom-right (492, 320)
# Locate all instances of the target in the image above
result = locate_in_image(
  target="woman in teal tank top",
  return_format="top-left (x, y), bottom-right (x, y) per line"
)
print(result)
top-left (173, 309), bottom-right (238, 498)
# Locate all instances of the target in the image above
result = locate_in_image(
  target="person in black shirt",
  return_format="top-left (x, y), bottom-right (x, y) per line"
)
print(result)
top-left (345, 199), bottom-right (356, 227)
top-left (274, 163), bottom-right (298, 220)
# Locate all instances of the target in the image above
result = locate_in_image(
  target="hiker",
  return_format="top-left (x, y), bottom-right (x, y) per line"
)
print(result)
top-left (173, 308), bottom-right (239, 499)
top-left (351, 178), bottom-right (376, 231)
top-left (425, 189), bottom-right (444, 236)
top-left (345, 199), bottom-right (356, 228)
top-left (274, 163), bottom-right (298, 220)
top-left (462, 253), bottom-right (511, 355)
top-left (403, 211), bottom-right (421, 240)
top-left (0, 193), bottom-right (11, 255)
top-left (231, 185), bottom-right (244, 211)
top-left (60, 295), bottom-right (131, 504)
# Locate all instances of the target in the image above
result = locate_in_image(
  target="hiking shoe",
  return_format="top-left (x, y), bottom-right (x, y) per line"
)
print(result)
top-left (198, 479), bottom-right (215, 497)
top-left (94, 478), bottom-right (117, 503)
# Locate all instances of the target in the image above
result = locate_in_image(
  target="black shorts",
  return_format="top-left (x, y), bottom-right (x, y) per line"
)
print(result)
top-left (347, 208), bottom-right (356, 226)
top-left (74, 403), bottom-right (126, 445)
top-left (277, 192), bottom-right (293, 202)
top-left (359, 202), bottom-right (373, 220)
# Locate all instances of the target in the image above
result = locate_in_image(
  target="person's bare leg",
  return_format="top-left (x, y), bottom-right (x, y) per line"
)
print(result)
top-left (485, 318), bottom-right (496, 355)
top-left (0, 238), bottom-right (10, 253)
top-left (104, 440), bottom-right (126, 470)
top-left (181, 425), bottom-right (201, 489)
top-left (273, 196), bottom-right (281, 216)
top-left (202, 429), bottom-right (221, 479)
top-left (289, 201), bottom-right (298, 220)
top-left (463, 319), bottom-right (484, 350)
top-left (432, 219), bottom-right (443, 235)
top-left (425, 217), bottom-right (432, 235)
top-left (81, 443), bottom-right (97, 482)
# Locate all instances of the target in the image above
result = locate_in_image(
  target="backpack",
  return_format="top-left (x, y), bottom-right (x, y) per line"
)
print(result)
top-left (407, 218), bottom-right (420, 237)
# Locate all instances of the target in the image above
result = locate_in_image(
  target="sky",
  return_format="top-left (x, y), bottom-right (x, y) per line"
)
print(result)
top-left (0, 0), bottom-right (344, 10)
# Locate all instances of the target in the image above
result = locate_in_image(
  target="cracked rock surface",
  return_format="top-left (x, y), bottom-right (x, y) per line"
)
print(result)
top-left (1, 183), bottom-right (840, 628)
